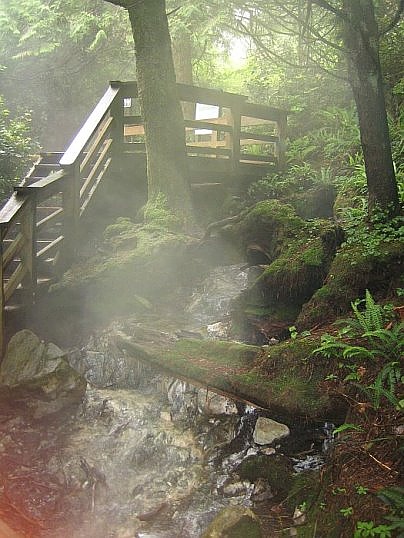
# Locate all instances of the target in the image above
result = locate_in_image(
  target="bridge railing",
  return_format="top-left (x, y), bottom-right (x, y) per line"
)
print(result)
top-left (0, 80), bottom-right (287, 353)
top-left (120, 81), bottom-right (287, 169)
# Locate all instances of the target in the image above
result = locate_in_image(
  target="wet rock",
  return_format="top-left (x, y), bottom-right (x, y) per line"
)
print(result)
top-left (207, 321), bottom-right (231, 340)
top-left (251, 478), bottom-right (273, 502)
top-left (202, 506), bottom-right (262, 538)
top-left (253, 417), bottom-right (290, 445)
top-left (0, 330), bottom-right (86, 418)
top-left (197, 389), bottom-right (238, 415)
top-left (222, 478), bottom-right (252, 497)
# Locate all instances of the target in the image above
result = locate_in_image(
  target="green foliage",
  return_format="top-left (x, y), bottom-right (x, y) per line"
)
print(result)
top-left (377, 486), bottom-right (404, 532)
top-left (0, 0), bottom-right (134, 146)
top-left (0, 96), bottom-right (37, 201)
top-left (313, 291), bottom-right (404, 410)
top-left (354, 521), bottom-right (392, 538)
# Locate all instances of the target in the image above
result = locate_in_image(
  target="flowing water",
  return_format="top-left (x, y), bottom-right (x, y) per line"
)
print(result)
top-left (0, 264), bottom-right (332, 537)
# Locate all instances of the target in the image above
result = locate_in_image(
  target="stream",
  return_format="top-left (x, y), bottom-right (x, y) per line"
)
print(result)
top-left (0, 264), bottom-right (332, 537)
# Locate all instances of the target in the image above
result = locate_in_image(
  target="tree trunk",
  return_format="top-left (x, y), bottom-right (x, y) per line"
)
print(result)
top-left (127, 0), bottom-right (194, 223)
top-left (341, 0), bottom-right (400, 218)
top-left (172, 29), bottom-right (195, 120)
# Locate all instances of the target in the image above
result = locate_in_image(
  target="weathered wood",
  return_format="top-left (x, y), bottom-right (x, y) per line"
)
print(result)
top-left (186, 146), bottom-right (232, 157)
top-left (80, 115), bottom-right (113, 173)
top-left (185, 118), bottom-right (233, 132)
top-left (240, 132), bottom-right (279, 143)
top-left (61, 165), bottom-right (80, 264)
top-left (80, 157), bottom-right (111, 216)
top-left (15, 170), bottom-right (66, 202)
top-left (4, 264), bottom-right (28, 302)
top-left (177, 83), bottom-right (248, 108)
top-left (3, 232), bottom-right (24, 270)
top-left (60, 85), bottom-right (119, 167)
top-left (80, 138), bottom-right (112, 199)
top-left (0, 194), bottom-right (27, 229)
top-left (20, 198), bottom-right (37, 302)
top-left (276, 113), bottom-right (288, 170)
top-left (241, 102), bottom-right (288, 122)
top-left (36, 208), bottom-right (63, 230)
top-left (36, 235), bottom-right (64, 259)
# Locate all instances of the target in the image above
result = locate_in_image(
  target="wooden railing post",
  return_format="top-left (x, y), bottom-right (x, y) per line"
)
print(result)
top-left (61, 164), bottom-right (80, 268)
top-left (110, 82), bottom-right (125, 159)
top-left (230, 103), bottom-right (241, 173)
top-left (20, 198), bottom-right (37, 304)
top-left (276, 112), bottom-right (288, 171)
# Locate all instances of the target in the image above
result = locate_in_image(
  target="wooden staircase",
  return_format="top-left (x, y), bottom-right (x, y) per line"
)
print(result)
top-left (0, 81), bottom-right (287, 353)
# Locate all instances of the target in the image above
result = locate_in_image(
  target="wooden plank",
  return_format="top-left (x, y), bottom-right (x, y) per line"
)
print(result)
top-left (240, 153), bottom-right (277, 163)
top-left (0, 194), bottom-right (27, 229)
top-left (15, 169), bottom-right (66, 202)
top-left (4, 263), bottom-right (27, 302)
top-left (20, 198), bottom-right (36, 302)
top-left (240, 131), bottom-right (279, 143)
top-left (124, 125), bottom-right (145, 137)
top-left (80, 115), bottom-right (113, 173)
top-left (185, 119), bottom-right (233, 132)
top-left (36, 208), bottom-right (63, 230)
top-left (3, 232), bottom-right (24, 269)
top-left (36, 235), bottom-right (64, 259)
top-left (110, 80), bottom-right (138, 97)
top-left (177, 83), bottom-right (248, 107)
top-left (60, 85), bottom-right (119, 166)
top-left (80, 158), bottom-right (111, 216)
top-left (80, 138), bottom-right (112, 198)
top-left (188, 139), bottom-right (228, 148)
top-left (186, 146), bottom-right (232, 157)
top-left (241, 102), bottom-right (288, 122)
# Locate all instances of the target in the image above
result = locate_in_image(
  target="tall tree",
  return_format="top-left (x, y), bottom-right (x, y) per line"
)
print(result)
top-left (104, 0), bottom-right (194, 224)
top-left (317, 0), bottom-right (401, 217)
top-left (225, 0), bottom-right (402, 218)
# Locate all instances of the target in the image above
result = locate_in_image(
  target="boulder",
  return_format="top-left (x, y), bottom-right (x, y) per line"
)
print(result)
top-left (0, 330), bottom-right (86, 418)
top-left (202, 506), bottom-right (262, 538)
top-left (253, 417), bottom-right (290, 445)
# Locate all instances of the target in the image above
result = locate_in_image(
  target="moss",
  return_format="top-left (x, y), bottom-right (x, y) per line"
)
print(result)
top-left (118, 334), bottom-right (341, 419)
top-left (297, 240), bottom-right (403, 329)
top-left (202, 506), bottom-right (262, 538)
top-left (236, 219), bottom-right (343, 321)
top-left (237, 454), bottom-right (293, 498)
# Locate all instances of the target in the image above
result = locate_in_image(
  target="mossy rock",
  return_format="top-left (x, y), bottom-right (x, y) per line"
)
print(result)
top-left (228, 200), bottom-right (303, 261)
top-left (239, 219), bottom-right (344, 309)
top-left (202, 506), bottom-right (262, 538)
top-left (237, 454), bottom-right (293, 498)
top-left (296, 240), bottom-right (403, 329)
top-left (290, 183), bottom-right (336, 219)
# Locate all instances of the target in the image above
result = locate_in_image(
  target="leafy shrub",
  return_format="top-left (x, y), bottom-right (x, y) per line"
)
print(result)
top-left (0, 96), bottom-right (38, 202)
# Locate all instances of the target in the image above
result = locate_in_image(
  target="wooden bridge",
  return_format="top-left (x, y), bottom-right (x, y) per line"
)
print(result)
top-left (0, 81), bottom-right (287, 353)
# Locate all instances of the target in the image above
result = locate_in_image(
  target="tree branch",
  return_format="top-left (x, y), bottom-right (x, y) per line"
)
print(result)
top-left (311, 0), bottom-right (348, 22)
top-left (379, 0), bottom-right (404, 36)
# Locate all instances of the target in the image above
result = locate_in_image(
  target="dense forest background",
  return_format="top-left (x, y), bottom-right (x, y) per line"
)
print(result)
top-left (0, 2), bottom-right (402, 536)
